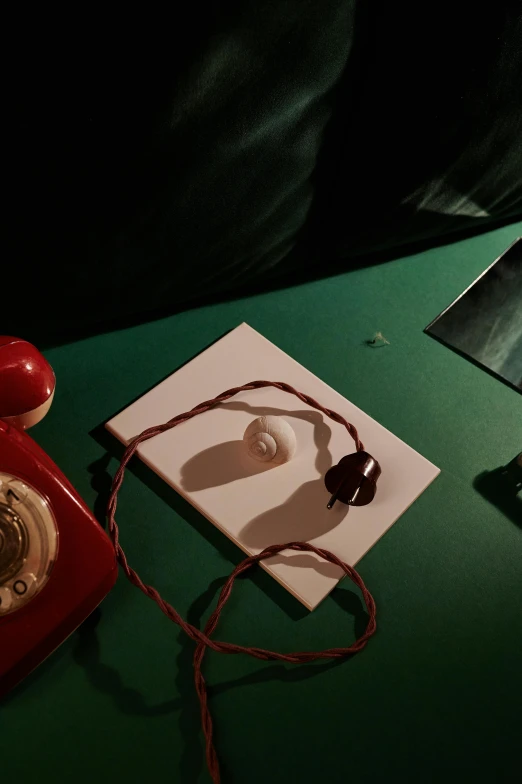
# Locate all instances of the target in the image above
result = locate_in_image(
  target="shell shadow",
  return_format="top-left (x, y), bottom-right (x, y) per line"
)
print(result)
top-left (180, 440), bottom-right (274, 491)
top-left (178, 400), bottom-right (348, 546)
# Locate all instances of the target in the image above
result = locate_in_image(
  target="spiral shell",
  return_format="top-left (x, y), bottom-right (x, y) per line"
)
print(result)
top-left (243, 415), bottom-right (296, 465)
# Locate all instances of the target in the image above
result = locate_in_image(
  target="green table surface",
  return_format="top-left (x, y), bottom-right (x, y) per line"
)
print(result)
top-left (3, 224), bottom-right (522, 783)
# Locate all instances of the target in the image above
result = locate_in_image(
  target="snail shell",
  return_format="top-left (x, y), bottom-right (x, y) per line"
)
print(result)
top-left (243, 415), bottom-right (297, 465)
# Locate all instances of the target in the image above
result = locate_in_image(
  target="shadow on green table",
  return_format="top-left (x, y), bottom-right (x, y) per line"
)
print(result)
top-left (71, 584), bottom-right (366, 782)
top-left (473, 456), bottom-right (522, 529)
top-left (74, 425), bottom-right (371, 781)
top-left (3, 426), bottom-right (370, 781)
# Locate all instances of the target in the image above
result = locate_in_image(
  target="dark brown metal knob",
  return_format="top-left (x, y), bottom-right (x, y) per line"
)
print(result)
top-left (324, 452), bottom-right (381, 510)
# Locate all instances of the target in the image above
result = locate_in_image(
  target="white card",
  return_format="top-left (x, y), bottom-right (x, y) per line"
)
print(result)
top-left (106, 323), bottom-right (439, 610)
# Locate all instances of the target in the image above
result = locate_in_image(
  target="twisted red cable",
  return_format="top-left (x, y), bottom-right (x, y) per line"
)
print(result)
top-left (106, 381), bottom-right (376, 783)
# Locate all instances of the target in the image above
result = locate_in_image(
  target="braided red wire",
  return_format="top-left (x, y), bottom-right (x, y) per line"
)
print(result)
top-left (106, 381), bottom-right (376, 783)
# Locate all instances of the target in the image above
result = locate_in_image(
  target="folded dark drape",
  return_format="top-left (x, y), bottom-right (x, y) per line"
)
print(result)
top-left (5, 3), bottom-right (522, 339)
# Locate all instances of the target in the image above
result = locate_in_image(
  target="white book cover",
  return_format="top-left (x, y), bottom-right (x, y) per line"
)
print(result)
top-left (106, 323), bottom-right (439, 610)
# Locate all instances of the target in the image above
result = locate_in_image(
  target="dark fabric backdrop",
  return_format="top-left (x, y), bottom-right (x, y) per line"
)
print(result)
top-left (5, 2), bottom-right (522, 339)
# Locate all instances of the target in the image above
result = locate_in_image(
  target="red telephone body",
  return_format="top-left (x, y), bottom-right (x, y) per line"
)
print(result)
top-left (0, 420), bottom-right (117, 696)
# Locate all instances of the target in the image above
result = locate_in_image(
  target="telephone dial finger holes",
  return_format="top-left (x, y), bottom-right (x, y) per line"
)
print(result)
top-left (0, 474), bottom-right (58, 615)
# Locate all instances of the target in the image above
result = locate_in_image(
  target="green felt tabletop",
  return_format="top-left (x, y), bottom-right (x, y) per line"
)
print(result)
top-left (3, 224), bottom-right (522, 783)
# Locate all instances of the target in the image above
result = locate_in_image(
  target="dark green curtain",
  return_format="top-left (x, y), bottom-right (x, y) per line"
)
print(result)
top-left (5, 3), bottom-right (522, 340)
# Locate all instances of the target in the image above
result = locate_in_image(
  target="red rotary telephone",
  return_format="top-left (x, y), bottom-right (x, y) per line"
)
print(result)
top-left (0, 337), bottom-right (117, 696)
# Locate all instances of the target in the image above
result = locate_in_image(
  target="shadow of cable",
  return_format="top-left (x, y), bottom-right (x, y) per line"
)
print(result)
top-left (87, 453), bottom-right (113, 527)
top-left (70, 568), bottom-right (370, 781)
top-left (73, 609), bottom-right (181, 716)
top-left (84, 407), bottom-right (371, 780)
top-left (174, 572), bottom-right (370, 781)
